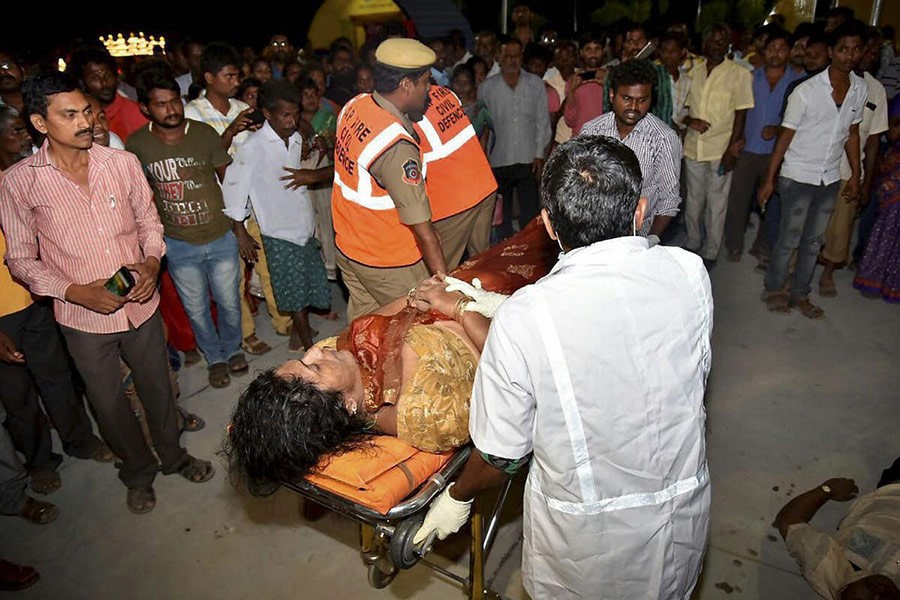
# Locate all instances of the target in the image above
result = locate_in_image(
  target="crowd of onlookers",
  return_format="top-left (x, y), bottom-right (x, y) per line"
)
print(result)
top-left (1, 1), bottom-right (899, 593)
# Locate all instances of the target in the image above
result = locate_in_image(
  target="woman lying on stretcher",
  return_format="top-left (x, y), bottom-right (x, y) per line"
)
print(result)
top-left (224, 220), bottom-right (557, 485)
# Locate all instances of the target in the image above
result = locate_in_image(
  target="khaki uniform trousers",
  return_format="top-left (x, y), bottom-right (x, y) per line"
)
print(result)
top-left (337, 251), bottom-right (429, 321)
top-left (433, 193), bottom-right (496, 270)
top-left (309, 183), bottom-right (337, 276)
top-left (822, 179), bottom-right (856, 266)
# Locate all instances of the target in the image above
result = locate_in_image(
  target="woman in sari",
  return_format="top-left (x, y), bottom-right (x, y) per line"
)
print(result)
top-left (853, 95), bottom-right (900, 302)
top-left (224, 221), bottom-right (556, 483)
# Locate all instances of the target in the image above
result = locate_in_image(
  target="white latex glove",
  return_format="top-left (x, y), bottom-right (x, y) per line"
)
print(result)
top-left (412, 483), bottom-right (473, 545)
top-left (443, 276), bottom-right (508, 319)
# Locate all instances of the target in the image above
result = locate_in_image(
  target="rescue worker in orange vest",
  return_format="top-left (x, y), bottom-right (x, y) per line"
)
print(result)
top-left (415, 86), bottom-right (498, 269)
top-left (331, 39), bottom-right (448, 320)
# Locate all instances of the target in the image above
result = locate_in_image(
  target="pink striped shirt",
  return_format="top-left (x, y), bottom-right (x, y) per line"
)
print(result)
top-left (0, 142), bottom-right (165, 334)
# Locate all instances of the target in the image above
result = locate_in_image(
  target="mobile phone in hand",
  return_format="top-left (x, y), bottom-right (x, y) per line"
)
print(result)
top-left (104, 266), bottom-right (136, 297)
top-left (247, 109), bottom-right (266, 126)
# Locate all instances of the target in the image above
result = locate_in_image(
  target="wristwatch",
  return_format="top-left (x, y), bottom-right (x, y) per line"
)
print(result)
top-left (821, 484), bottom-right (832, 497)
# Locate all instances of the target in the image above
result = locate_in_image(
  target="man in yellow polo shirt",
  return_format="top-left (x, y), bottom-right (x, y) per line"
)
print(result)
top-left (683, 24), bottom-right (754, 266)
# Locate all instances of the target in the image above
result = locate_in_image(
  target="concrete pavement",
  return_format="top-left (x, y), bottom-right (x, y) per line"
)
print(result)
top-left (1, 249), bottom-right (897, 599)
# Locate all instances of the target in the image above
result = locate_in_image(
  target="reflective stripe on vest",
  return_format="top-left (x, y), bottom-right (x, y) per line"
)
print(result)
top-left (417, 114), bottom-right (476, 162)
top-left (331, 94), bottom-right (423, 267)
top-left (414, 87), bottom-right (497, 221)
top-left (532, 288), bottom-right (709, 516)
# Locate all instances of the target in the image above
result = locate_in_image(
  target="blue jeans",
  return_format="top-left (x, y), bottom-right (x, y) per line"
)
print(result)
top-left (764, 193), bottom-right (782, 252)
top-left (765, 177), bottom-right (839, 299)
top-left (165, 232), bottom-right (242, 366)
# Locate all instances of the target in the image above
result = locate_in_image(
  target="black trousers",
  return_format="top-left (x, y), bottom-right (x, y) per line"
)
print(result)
top-left (493, 163), bottom-right (540, 239)
top-left (60, 311), bottom-right (186, 489)
top-left (0, 301), bottom-right (102, 471)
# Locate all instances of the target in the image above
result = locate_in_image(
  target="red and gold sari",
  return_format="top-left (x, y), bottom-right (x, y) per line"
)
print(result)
top-left (336, 218), bottom-right (558, 414)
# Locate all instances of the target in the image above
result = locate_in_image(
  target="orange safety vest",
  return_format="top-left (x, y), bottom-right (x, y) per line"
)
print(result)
top-left (331, 94), bottom-right (425, 268)
top-left (414, 86), bottom-right (497, 222)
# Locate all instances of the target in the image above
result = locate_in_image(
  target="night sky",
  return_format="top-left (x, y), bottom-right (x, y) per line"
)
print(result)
top-left (4, 1), bottom-right (710, 62)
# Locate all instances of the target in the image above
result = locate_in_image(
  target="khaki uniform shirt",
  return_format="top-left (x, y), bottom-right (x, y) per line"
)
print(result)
top-left (369, 93), bottom-right (432, 226)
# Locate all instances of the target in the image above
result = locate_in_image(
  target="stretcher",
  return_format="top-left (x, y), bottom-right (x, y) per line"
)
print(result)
top-left (277, 439), bottom-right (513, 599)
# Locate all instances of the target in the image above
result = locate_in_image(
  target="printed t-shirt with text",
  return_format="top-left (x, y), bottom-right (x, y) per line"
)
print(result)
top-left (126, 120), bottom-right (233, 245)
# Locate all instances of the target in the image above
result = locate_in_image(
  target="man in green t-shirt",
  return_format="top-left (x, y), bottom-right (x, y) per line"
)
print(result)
top-left (127, 69), bottom-right (246, 389)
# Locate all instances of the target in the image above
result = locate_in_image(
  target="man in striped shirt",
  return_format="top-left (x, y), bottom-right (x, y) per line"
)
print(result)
top-left (0, 71), bottom-right (214, 514)
top-left (581, 59), bottom-right (683, 237)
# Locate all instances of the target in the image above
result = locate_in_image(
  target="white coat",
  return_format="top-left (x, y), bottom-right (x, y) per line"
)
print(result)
top-left (470, 237), bottom-right (713, 599)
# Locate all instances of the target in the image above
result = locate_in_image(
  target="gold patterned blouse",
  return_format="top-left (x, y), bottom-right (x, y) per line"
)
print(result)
top-left (318, 324), bottom-right (476, 452)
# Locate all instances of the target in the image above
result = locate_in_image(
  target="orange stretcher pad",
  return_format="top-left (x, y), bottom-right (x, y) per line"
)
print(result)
top-left (305, 436), bottom-right (454, 515)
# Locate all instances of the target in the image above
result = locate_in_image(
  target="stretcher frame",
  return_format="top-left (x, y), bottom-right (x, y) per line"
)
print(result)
top-left (281, 446), bottom-right (512, 599)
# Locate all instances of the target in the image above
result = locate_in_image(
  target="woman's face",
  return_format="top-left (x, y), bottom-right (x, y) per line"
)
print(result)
top-left (301, 87), bottom-right (319, 112)
top-left (451, 72), bottom-right (474, 101)
top-left (252, 61), bottom-right (272, 83)
top-left (309, 70), bottom-right (326, 98)
top-left (240, 86), bottom-right (259, 110)
top-left (276, 346), bottom-right (361, 411)
top-left (473, 62), bottom-right (487, 86)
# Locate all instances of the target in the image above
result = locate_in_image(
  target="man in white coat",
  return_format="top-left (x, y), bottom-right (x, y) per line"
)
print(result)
top-left (414, 135), bottom-right (713, 599)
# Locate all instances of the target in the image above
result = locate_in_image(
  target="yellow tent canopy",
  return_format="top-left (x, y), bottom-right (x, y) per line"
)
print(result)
top-left (308, 0), bottom-right (403, 50)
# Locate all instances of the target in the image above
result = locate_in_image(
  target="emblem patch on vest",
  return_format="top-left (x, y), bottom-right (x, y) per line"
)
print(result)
top-left (401, 158), bottom-right (422, 185)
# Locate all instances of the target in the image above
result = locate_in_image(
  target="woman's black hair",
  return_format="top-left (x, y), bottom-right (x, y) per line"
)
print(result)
top-left (297, 77), bottom-right (319, 94)
top-left (237, 77), bottom-right (262, 101)
top-left (221, 368), bottom-right (372, 484)
top-left (451, 63), bottom-right (475, 83)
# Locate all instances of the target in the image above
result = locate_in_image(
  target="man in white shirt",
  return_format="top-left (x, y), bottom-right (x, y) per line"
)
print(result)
top-left (222, 81), bottom-right (332, 351)
top-left (819, 27), bottom-right (889, 297)
top-left (414, 135), bottom-right (712, 600)
top-left (184, 43), bottom-right (257, 157)
top-left (185, 42), bottom-right (286, 354)
top-left (759, 21), bottom-right (869, 319)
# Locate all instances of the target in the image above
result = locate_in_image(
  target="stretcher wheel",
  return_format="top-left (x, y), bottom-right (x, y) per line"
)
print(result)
top-left (389, 516), bottom-right (425, 570)
top-left (247, 477), bottom-right (280, 498)
top-left (367, 564), bottom-right (396, 588)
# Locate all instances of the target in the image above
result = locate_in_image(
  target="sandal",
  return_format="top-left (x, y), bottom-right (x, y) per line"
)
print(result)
top-left (790, 296), bottom-right (825, 319)
top-left (819, 279), bottom-right (838, 298)
top-left (228, 352), bottom-right (249, 376)
top-left (90, 443), bottom-right (116, 463)
top-left (126, 486), bottom-right (156, 514)
top-left (208, 363), bottom-right (230, 388)
top-left (178, 456), bottom-right (215, 484)
top-left (29, 468), bottom-right (61, 495)
top-left (0, 560), bottom-right (40, 591)
top-left (240, 335), bottom-right (271, 356)
top-left (19, 496), bottom-right (58, 524)
top-left (183, 349), bottom-right (202, 367)
top-left (179, 409), bottom-right (206, 433)
top-left (761, 290), bottom-right (791, 314)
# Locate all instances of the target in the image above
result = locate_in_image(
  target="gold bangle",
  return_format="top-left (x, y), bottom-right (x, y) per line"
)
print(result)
top-left (453, 296), bottom-right (473, 322)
